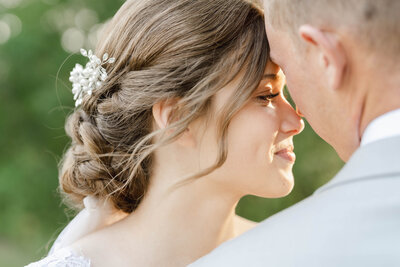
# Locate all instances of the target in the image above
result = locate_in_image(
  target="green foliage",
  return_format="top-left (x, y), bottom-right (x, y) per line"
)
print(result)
top-left (0, 0), bottom-right (343, 266)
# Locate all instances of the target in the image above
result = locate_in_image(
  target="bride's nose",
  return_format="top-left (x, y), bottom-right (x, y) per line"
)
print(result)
top-left (279, 100), bottom-right (305, 136)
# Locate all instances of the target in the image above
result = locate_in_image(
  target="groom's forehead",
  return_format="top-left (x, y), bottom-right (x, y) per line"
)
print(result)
top-left (268, 50), bottom-right (277, 64)
top-left (265, 28), bottom-right (293, 67)
top-left (263, 0), bottom-right (400, 56)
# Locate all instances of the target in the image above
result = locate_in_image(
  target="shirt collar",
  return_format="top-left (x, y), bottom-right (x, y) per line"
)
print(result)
top-left (361, 108), bottom-right (400, 147)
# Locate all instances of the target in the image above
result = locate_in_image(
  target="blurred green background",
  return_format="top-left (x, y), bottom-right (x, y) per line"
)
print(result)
top-left (0, 0), bottom-right (343, 266)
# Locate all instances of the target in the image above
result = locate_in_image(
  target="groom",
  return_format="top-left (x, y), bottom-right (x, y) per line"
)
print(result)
top-left (190, 0), bottom-right (400, 266)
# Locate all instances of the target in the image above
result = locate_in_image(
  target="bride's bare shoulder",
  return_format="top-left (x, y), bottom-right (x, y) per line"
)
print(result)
top-left (68, 227), bottom-right (121, 267)
top-left (233, 214), bottom-right (258, 236)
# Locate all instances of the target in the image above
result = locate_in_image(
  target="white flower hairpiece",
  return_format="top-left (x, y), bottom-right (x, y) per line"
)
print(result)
top-left (69, 48), bottom-right (116, 107)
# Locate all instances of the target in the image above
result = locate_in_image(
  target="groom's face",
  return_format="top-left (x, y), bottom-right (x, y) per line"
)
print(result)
top-left (264, 20), bottom-right (338, 153)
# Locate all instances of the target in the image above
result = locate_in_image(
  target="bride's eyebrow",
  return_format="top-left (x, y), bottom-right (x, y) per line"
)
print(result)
top-left (262, 73), bottom-right (278, 80)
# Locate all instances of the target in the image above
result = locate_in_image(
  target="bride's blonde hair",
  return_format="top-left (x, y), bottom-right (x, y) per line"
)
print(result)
top-left (59, 0), bottom-right (269, 213)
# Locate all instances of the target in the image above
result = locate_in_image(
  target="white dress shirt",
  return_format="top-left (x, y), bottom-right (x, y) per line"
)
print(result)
top-left (361, 108), bottom-right (400, 147)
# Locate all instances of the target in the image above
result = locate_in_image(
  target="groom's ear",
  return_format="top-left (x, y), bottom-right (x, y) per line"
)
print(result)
top-left (298, 25), bottom-right (347, 91)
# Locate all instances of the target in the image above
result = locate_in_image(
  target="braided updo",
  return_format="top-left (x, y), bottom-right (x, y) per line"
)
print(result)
top-left (59, 0), bottom-right (269, 213)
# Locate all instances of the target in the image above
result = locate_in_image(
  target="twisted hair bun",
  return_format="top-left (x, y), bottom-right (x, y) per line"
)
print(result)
top-left (60, 108), bottom-right (152, 213)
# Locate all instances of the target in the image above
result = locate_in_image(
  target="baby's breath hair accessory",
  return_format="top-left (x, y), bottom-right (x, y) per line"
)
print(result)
top-left (69, 48), bottom-right (116, 107)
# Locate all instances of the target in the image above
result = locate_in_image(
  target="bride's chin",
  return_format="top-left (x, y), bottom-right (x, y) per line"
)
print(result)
top-left (281, 173), bottom-right (295, 195)
top-left (271, 174), bottom-right (295, 198)
top-left (280, 180), bottom-right (295, 197)
top-left (252, 177), bottom-right (294, 198)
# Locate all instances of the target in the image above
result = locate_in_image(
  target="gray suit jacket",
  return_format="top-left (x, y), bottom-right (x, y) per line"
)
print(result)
top-left (190, 136), bottom-right (400, 267)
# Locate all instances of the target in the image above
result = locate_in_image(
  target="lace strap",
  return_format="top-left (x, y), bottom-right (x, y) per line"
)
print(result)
top-left (25, 247), bottom-right (91, 267)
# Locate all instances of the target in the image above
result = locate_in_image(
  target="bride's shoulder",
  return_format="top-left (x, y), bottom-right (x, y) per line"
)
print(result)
top-left (25, 247), bottom-right (91, 267)
top-left (234, 214), bottom-right (258, 236)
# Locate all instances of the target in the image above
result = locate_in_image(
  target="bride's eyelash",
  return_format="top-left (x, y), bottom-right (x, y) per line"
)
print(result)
top-left (257, 92), bottom-right (280, 102)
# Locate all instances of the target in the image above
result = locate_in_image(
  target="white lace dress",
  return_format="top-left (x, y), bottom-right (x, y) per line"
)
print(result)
top-left (25, 247), bottom-right (91, 267)
top-left (25, 196), bottom-right (127, 267)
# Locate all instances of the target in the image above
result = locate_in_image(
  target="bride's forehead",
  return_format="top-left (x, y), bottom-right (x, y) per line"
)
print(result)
top-left (264, 59), bottom-right (281, 74)
top-left (262, 68), bottom-right (285, 87)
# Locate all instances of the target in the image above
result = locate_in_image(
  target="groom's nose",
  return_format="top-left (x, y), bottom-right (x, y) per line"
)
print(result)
top-left (279, 99), bottom-right (305, 136)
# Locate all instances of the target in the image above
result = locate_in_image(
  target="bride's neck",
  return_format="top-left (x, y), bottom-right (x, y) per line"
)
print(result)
top-left (119, 171), bottom-right (242, 264)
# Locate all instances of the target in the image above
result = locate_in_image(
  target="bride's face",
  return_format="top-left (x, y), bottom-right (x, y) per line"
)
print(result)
top-left (196, 60), bottom-right (304, 198)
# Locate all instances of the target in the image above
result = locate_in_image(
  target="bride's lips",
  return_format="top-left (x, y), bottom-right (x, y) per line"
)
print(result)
top-left (274, 146), bottom-right (295, 162)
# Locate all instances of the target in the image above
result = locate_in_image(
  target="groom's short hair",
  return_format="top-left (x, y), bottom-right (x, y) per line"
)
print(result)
top-left (265, 0), bottom-right (400, 58)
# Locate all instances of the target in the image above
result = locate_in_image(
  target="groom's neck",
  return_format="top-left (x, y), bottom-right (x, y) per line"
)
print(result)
top-left (358, 69), bottom-right (400, 138)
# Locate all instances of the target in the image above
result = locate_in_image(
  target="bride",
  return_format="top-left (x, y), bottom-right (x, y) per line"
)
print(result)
top-left (27, 0), bottom-right (303, 266)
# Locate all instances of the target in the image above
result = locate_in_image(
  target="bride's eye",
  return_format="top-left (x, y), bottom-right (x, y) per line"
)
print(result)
top-left (257, 92), bottom-right (280, 103)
